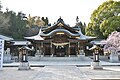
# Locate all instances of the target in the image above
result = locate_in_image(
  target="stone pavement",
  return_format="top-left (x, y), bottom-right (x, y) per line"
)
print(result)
top-left (1, 56), bottom-right (120, 80)
top-left (3, 60), bottom-right (120, 67)
top-left (3, 56), bottom-right (120, 67)
top-left (0, 66), bottom-right (120, 80)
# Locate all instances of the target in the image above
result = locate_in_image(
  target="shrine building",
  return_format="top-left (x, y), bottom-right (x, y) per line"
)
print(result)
top-left (25, 18), bottom-right (96, 57)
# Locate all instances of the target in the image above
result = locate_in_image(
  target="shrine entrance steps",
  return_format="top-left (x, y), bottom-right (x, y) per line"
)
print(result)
top-left (28, 55), bottom-right (92, 62)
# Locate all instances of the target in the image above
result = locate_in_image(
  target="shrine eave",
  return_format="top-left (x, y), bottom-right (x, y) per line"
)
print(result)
top-left (24, 35), bottom-right (44, 41)
top-left (41, 29), bottom-right (80, 37)
top-left (0, 35), bottom-right (13, 41)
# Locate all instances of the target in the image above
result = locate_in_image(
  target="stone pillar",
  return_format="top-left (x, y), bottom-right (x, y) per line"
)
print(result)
top-left (35, 43), bottom-right (42, 57)
top-left (109, 50), bottom-right (119, 62)
top-left (118, 51), bottom-right (120, 61)
top-left (35, 50), bottom-right (40, 57)
top-left (3, 48), bottom-right (11, 63)
top-left (80, 50), bottom-right (85, 55)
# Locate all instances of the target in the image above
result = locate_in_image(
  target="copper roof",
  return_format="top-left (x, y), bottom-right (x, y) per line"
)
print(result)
top-left (24, 18), bottom-right (96, 41)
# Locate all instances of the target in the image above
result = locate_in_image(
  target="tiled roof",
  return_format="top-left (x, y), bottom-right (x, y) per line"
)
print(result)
top-left (0, 35), bottom-right (13, 41)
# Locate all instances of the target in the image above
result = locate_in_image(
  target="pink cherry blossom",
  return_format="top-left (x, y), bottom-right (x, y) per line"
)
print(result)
top-left (102, 31), bottom-right (120, 52)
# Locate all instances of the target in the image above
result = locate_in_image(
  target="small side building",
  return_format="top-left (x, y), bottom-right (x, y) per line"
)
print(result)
top-left (0, 35), bottom-right (13, 62)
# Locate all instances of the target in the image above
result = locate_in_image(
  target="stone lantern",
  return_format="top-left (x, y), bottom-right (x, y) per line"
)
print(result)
top-left (90, 45), bottom-right (103, 70)
top-left (21, 47), bottom-right (28, 62)
top-left (18, 46), bottom-right (31, 70)
top-left (93, 49), bottom-right (99, 62)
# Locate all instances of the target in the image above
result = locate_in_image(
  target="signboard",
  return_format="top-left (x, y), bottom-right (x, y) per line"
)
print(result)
top-left (0, 39), bottom-right (4, 70)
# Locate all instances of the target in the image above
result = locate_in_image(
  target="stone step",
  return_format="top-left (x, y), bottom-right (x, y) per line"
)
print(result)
top-left (91, 79), bottom-right (120, 80)
top-left (28, 55), bottom-right (92, 61)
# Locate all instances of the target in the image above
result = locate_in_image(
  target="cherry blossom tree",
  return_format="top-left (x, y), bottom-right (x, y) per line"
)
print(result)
top-left (101, 31), bottom-right (120, 53)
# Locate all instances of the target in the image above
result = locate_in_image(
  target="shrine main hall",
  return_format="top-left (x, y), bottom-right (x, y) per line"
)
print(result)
top-left (25, 18), bottom-right (95, 57)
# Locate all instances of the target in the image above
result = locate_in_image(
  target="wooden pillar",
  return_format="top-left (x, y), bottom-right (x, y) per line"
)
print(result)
top-left (35, 43), bottom-right (37, 52)
top-left (41, 42), bottom-right (44, 56)
top-left (76, 43), bottom-right (78, 56)
top-left (52, 45), bottom-right (54, 56)
top-left (50, 42), bottom-right (53, 57)
top-left (41, 42), bottom-right (44, 57)
top-left (77, 42), bottom-right (80, 55)
top-left (68, 42), bottom-right (70, 57)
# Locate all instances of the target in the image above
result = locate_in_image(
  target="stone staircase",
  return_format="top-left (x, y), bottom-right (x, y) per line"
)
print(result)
top-left (28, 55), bottom-right (92, 62)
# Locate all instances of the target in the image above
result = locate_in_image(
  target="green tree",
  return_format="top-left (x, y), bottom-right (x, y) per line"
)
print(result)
top-left (26, 14), bottom-right (35, 27)
top-left (75, 16), bottom-right (86, 34)
top-left (75, 21), bottom-right (86, 34)
top-left (27, 15), bottom-right (45, 28)
top-left (86, 0), bottom-right (120, 39)
top-left (25, 15), bottom-right (46, 36)
top-left (4, 11), bottom-right (27, 39)
top-left (41, 17), bottom-right (49, 26)
top-left (0, 2), bottom-right (11, 36)
top-left (34, 16), bottom-right (45, 27)
top-left (0, 12), bottom-right (10, 35)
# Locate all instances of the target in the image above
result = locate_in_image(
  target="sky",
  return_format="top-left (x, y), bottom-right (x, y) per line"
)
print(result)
top-left (0, 0), bottom-right (118, 26)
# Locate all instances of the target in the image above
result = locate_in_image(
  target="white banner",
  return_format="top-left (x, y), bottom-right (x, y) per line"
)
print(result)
top-left (0, 39), bottom-right (4, 70)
